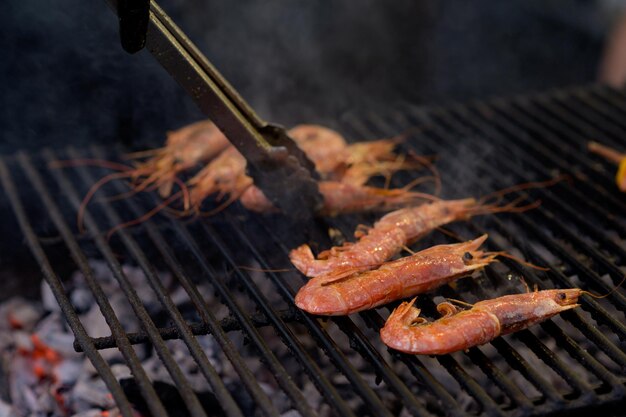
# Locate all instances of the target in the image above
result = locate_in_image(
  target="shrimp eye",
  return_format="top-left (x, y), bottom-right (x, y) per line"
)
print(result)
top-left (463, 252), bottom-right (473, 261)
top-left (558, 292), bottom-right (567, 301)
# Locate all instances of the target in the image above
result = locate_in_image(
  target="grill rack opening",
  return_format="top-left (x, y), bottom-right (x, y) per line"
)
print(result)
top-left (0, 84), bottom-right (625, 417)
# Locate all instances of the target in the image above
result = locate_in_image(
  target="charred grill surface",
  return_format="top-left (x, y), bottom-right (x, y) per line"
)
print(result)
top-left (1, 85), bottom-right (625, 417)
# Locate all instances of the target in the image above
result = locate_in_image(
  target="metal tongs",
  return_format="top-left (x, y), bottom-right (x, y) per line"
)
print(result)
top-left (109, 0), bottom-right (323, 219)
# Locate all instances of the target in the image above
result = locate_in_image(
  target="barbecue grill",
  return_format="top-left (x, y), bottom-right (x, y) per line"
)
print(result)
top-left (1, 84), bottom-right (625, 417)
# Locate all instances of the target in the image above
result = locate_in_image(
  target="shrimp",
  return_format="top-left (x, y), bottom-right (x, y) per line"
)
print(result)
top-left (340, 154), bottom-right (438, 188)
top-left (184, 125), bottom-right (433, 214)
top-left (290, 198), bottom-right (524, 278)
top-left (288, 125), bottom-right (348, 174)
top-left (289, 177), bottom-right (564, 278)
top-left (588, 141), bottom-right (626, 192)
top-left (380, 289), bottom-right (582, 355)
top-left (186, 146), bottom-right (252, 213)
top-left (125, 120), bottom-right (230, 198)
top-left (295, 235), bottom-right (500, 315)
top-left (55, 121), bottom-right (229, 232)
top-left (288, 124), bottom-right (428, 184)
top-left (239, 181), bottom-right (438, 216)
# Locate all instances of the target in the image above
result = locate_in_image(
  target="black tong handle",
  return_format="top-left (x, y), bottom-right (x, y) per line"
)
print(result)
top-left (118, 0), bottom-right (150, 53)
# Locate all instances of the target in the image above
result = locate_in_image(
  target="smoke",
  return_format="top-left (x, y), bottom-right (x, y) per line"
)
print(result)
top-left (0, 0), bottom-right (605, 154)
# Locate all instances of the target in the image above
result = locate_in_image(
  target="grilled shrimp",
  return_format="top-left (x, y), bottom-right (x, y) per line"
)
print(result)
top-left (290, 198), bottom-right (499, 278)
top-left (289, 175), bottom-right (567, 278)
top-left (588, 141), bottom-right (626, 192)
top-left (185, 124), bottom-right (430, 214)
top-left (288, 125), bottom-right (348, 174)
top-left (127, 120), bottom-right (230, 198)
top-left (186, 146), bottom-right (252, 213)
top-left (289, 124), bottom-right (426, 183)
top-left (239, 181), bottom-right (437, 216)
top-left (380, 289), bottom-right (582, 355)
top-left (295, 235), bottom-right (499, 315)
top-left (63, 121), bottom-right (228, 231)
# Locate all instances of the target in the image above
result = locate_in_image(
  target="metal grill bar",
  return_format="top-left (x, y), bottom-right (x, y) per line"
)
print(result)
top-left (89, 147), bottom-right (319, 417)
top-left (394, 104), bottom-right (623, 374)
top-left (225, 216), bottom-right (431, 417)
top-left (445, 106), bottom-right (626, 304)
top-left (16, 153), bottom-right (171, 417)
top-left (429, 108), bottom-right (626, 316)
top-left (477, 99), bottom-right (626, 237)
top-left (570, 88), bottom-right (626, 135)
top-left (1, 85), bottom-right (625, 417)
top-left (346, 104), bottom-right (624, 410)
top-left (252, 210), bottom-right (479, 417)
top-left (171, 222), bottom-right (359, 417)
top-left (475, 95), bottom-right (625, 216)
top-left (45, 149), bottom-right (226, 417)
top-left (550, 89), bottom-right (626, 147)
top-left (198, 220), bottom-right (396, 417)
top-left (0, 158), bottom-right (139, 417)
top-left (345, 117), bottom-right (552, 415)
top-left (413, 109), bottom-right (626, 349)
top-left (590, 87), bottom-right (626, 139)
top-left (485, 218), bottom-right (626, 369)
top-left (65, 147), bottom-right (285, 417)
top-left (74, 311), bottom-right (294, 351)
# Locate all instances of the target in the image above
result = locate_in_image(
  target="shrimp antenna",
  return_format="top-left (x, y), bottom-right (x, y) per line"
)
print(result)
top-left (395, 175), bottom-right (436, 190)
top-left (444, 298), bottom-right (474, 308)
top-left (407, 150), bottom-right (442, 196)
top-left (399, 178), bottom-right (441, 201)
top-left (172, 175), bottom-right (191, 211)
top-left (470, 197), bottom-right (542, 217)
top-left (435, 226), bottom-right (464, 242)
top-left (105, 190), bottom-right (184, 240)
top-left (477, 175), bottom-right (569, 206)
top-left (401, 245), bottom-right (416, 255)
top-left (384, 126), bottom-right (427, 144)
top-left (77, 171), bottom-right (138, 233)
top-left (581, 275), bottom-right (626, 299)
top-left (123, 147), bottom-right (166, 159)
top-left (487, 251), bottom-right (550, 271)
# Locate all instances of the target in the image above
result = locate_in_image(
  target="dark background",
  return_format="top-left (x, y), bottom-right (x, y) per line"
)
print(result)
top-left (0, 0), bottom-right (612, 153)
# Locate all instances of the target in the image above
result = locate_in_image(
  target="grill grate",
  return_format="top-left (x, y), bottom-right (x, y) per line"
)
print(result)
top-left (1, 84), bottom-right (625, 417)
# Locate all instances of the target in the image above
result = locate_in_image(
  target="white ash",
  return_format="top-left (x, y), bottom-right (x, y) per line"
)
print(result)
top-left (0, 260), bottom-right (199, 417)
top-left (0, 258), bottom-right (325, 417)
top-left (0, 399), bottom-right (18, 417)
top-left (0, 298), bottom-right (42, 332)
top-left (41, 281), bottom-right (62, 314)
top-left (4, 252), bottom-right (611, 417)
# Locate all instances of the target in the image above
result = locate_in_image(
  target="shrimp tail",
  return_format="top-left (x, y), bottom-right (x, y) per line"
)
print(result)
top-left (289, 244), bottom-right (316, 275)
